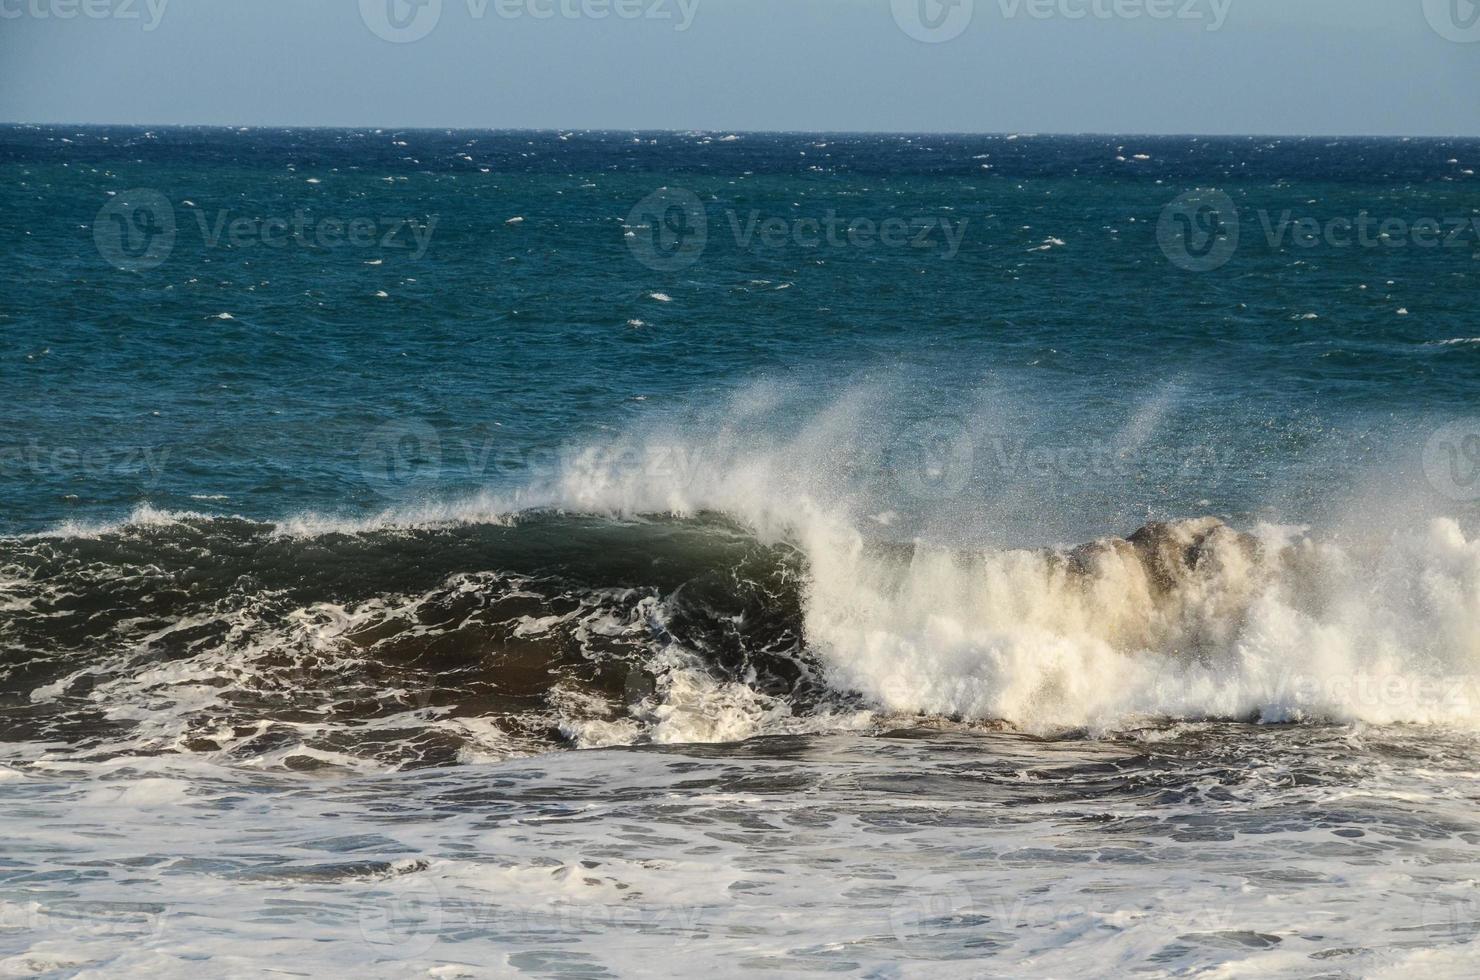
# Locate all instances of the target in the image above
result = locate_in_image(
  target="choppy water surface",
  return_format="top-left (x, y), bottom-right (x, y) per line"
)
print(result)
top-left (6, 727), bottom-right (1480, 977)
top-left (2, 127), bottom-right (1479, 976)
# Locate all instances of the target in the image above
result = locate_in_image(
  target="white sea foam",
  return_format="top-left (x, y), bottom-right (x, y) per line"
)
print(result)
top-left (30, 503), bottom-right (215, 540)
top-left (4, 726), bottom-right (1478, 978)
top-left (20, 386), bottom-right (1480, 737)
top-left (804, 515), bottom-right (1480, 731)
top-left (450, 388), bottom-right (1480, 734)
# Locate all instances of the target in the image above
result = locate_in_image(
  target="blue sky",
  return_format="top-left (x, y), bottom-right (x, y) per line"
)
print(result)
top-left (1, 0), bottom-right (1476, 134)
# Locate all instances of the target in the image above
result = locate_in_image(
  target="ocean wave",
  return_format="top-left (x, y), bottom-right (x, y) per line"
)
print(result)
top-left (4, 496), bottom-right (1479, 769)
top-left (807, 514), bottom-right (1480, 730)
top-left (5, 381), bottom-right (1479, 762)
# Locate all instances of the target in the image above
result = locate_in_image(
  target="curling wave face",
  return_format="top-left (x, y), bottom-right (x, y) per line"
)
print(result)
top-left (4, 486), bottom-right (1478, 770)
top-left (0, 510), bottom-right (840, 768)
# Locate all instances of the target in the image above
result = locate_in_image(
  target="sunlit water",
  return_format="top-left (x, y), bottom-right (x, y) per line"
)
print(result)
top-left (3, 127), bottom-right (1479, 976)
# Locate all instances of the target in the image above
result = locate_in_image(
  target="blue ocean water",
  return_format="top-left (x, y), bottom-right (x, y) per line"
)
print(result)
top-left (3, 127), bottom-right (1478, 535)
top-left (3, 128), bottom-right (1480, 977)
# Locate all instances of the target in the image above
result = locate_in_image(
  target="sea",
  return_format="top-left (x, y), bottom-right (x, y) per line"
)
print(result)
top-left (2, 126), bottom-right (1479, 977)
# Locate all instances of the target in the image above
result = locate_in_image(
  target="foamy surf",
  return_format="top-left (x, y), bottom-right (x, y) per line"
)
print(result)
top-left (8, 498), bottom-right (1478, 763)
top-left (11, 366), bottom-right (1480, 752)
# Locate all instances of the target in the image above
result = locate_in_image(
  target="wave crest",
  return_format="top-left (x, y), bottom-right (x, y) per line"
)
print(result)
top-left (808, 515), bottom-right (1480, 730)
top-left (5, 503), bottom-right (1479, 768)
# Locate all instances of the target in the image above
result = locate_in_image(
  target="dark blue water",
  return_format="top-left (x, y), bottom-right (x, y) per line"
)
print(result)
top-left (3, 127), bottom-right (1477, 536)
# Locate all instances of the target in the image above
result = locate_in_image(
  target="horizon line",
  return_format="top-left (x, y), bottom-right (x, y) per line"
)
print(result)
top-left (3, 121), bottom-right (1478, 141)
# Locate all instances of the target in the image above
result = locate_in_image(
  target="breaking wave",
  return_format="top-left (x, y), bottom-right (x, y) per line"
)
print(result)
top-left (3, 496), bottom-right (1478, 771)
top-left (4, 383), bottom-right (1478, 767)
